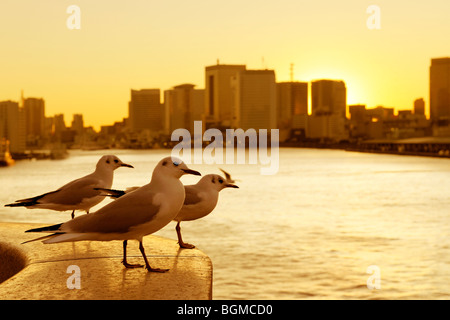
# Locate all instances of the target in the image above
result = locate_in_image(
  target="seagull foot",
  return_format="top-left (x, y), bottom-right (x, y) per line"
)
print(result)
top-left (179, 242), bottom-right (196, 249)
top-left (122, 261), bottom-right (144, 268)
top-left (146, 267), bottom-right (170, 273)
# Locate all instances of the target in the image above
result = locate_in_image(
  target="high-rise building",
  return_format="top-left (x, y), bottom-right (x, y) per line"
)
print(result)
top-left (205, 64), bottom-right (246, 128)
top-left (0, 100), bottom-right (26, 153)
top-left (128, 89), bottom-right (164, 132)
top-left (23, 97), bottom-right (45, 138)
top-left (276, 81), bottom-right (308, 128)
top-left (311, 80), bottom-right (347, 117)
top-left (71, 114), bottom-right (84, 135)
top-left (308, 80), bottom-right (348, 141)
top-left (348, 104), bottom-right (368, 138)
top-left (53, 114), bottom-right (66, 136)
top-left (414, 98), bottom-right (425, 116)
top-left (164, 84), bottom-right (204, 134)
top-left (430, 57), bottom-right (450, 121)
top-left (232, 69), bottom-right (277, 130)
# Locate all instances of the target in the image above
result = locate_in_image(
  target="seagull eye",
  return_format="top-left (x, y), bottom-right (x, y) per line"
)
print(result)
top-left (173, 162), bottom-right (179, 167)
top-left (218, 179), bottom-right (224, 184)
top-left (114, 159), bottom-right (119, 163)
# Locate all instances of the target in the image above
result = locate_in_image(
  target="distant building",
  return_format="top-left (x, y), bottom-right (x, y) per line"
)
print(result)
top-left (364, 106), bottom-right (395, 139)
top-left (307, 113), bottom-right (348, 141)
top-left (430, 58), bottom-right (450, 136)
top-left (0, 100), bottom-right (26, 153)
top-left (71, 114), bottom-right (84, 135)
top-left (204, 64), bottom-right (246, 129)
top-left (231, 69), bottom-right (277, 130)
top-left (349, 104), bottom-right (369, 139)
top-left (164, 84), bottom-right (205, 134)
top-left (128, 89), bottom-right (164, 133)
top-left (53, 114), bottom-right (66, 135)
top-left (430, 58), bottom-right (450, 121)
top-left (311, 80), bottom-right (346, 117)
top-left (204, 64), bottom-right (277, 131)
top-left (414, 98), bottom-right (425, 116)
top-left (348, 104), bottom-right (430, 140)
top-left (23, 97), bottom-right (45, 140)
top-left (276, 81), bottom-right (308, 141)
top-left (308, 80), bottom-right (348, 141)
top-left (366, 106), bottom-right (395, 121)
top-left (276, 81), bottom-right (308, 126)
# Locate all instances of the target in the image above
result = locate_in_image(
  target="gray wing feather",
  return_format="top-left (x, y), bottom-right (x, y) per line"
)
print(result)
top-left (63, 188), bottom-right (160, 234)
top-left (183, 186), bottom-right (203, 206)
top-left (41, 177), bottom-right (103, 205)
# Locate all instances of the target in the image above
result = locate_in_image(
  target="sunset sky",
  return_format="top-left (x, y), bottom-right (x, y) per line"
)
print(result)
top-left (1, 0), bottom-right (449, 130)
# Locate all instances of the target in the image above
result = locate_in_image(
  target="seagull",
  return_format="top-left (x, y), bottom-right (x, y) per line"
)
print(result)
top-left (97, 173), bottom-right (239, 249)
top-left (24, 156), bottom-right (201, 273)
top-left (5, 155), bottom-right (134, 219)
top-left (174, 174), bottom-right (238, 248)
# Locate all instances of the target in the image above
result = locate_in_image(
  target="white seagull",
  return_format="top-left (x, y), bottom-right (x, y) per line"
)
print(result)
top-left (97, 172), bottom-right (239, 249)
top-left (5, 155), bottom-right (134, 219)
top-left (24, 156), bottom-right (201, 272)
top-left (174, 174), bottom-right (238, 248)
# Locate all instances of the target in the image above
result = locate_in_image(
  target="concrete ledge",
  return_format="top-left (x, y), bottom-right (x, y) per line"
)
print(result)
top-left (0, 222), bottom-right (212, 300)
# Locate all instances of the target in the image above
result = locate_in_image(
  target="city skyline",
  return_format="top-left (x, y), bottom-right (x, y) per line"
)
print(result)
top-left (1, 1), bottom-right (450, 130)
top-left (1, 57), bottom-right (445, 132)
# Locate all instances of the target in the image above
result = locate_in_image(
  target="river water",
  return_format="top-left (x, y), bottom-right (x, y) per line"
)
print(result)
top-left (0, 148), bottom-right (449, 299)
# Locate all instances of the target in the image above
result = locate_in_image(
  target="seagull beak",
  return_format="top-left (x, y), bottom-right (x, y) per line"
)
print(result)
top-left (121, 163), bottom-right (134, 168)
top-left (182, 168), bottom-right (201, 176)
top-left (225, 183), bottom-right (239, 189)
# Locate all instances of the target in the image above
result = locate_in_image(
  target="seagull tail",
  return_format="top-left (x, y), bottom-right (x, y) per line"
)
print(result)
top-left (6, 190), bottom-right (59, 208)
top-left (25, 223), bottom-right (63, 233)
top-left (22, 233), bottom-right (62, 244)
top-left (24, 223), bottom-right (87, 244)
top-left (5, 201), bottom-right (33, 207)
top-left (22, 232), bottom-right (86, 244)
top-left (43, 233), bottom-right (86, 244)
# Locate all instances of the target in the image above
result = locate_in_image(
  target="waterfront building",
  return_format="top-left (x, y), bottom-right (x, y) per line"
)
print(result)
top-left (311, 80), bottom-right (346, 117)
top-left (128, 89), bottom-right (164, 133)
top-left (204, 63), bottom-right (246, 129)
top-left (430, 58), bottom-right (450, 121)
top-left (71, 114), bottom-right (84, 135)
top-left (164, 84), bottom-right (205, 135)
top-left (231, 69), bottom-right (277, 131)
top-left (277, 81), bottom-right (308, 141)
top-left (308, 79), bottom-right (348, 141)
top-left (23, 97), bottom-right (45, 144)
top-left (0, 100), bottom-right (26, 153)
top-left (414, 98), bottom-right (425, 116)
top-left (430, 58), bottom-right (450, 136)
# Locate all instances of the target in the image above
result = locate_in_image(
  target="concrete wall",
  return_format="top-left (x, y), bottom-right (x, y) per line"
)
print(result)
top-left (0, 222), bottom-right (212, 300)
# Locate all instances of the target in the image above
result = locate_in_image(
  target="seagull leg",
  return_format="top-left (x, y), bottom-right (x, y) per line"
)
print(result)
top-left (176, 221), bottom-right (195, 249)
top-left (139, 241), bottom-right (169, 273)
top-left (122, 240), bottom-right (144, 268)
top-left (71, 210), bottom-right (75, 219)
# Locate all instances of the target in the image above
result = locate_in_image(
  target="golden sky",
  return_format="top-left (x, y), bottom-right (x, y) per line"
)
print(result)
top-left (1, 0), bottom-right (449, 130)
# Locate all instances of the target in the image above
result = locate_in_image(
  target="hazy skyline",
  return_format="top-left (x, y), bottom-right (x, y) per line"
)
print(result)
top-left (1, 0), bottom-right (450, 130)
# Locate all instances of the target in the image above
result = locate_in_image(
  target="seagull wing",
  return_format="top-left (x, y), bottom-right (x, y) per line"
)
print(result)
top-left (12, 190), bottom-right (60, 204)
top-left (62, 187), bottom-right (161, 234)
top-left (183, 185), bottom-right (203, 206)
top-left (38, 176), bottom-right (103, 206)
